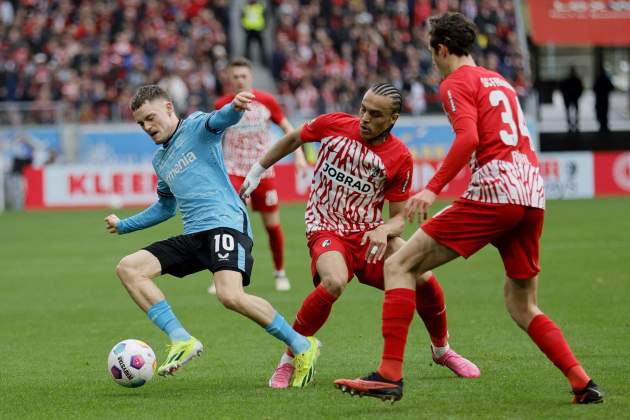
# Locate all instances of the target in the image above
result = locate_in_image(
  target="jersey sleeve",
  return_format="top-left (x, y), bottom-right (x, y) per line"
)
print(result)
top-left (116, 174), bottom-right (176, 234)
top-left (156, 176), bottom-right (174, 198)
top-left (299, 113), bottom-right (343, 143)
top-left (256, 91), bottom-right (285, 124)
top-left (426, 115), bottom-right (478, 194)
top-left (384, 150), bottom-right (413, 202)
top-left (440, 78), bottom-right (478, 127)
top-left (425, 78), bottom-right (480, 195)
top-left (204, 103), bottom-right (244, 135)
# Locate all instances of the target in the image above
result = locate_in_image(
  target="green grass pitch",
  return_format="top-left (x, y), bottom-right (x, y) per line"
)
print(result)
top-left (1, 198), bottom-right (629, 419)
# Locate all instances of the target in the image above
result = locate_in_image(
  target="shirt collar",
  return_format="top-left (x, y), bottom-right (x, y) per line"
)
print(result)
top-left (162, 119), bottom-right (182, 149)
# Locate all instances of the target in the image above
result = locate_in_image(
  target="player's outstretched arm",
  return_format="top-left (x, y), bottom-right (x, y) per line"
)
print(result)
top-left (260, 128), bottom-right (302, 168)
top-left (207, 91), bottom-right (254, 132)
top-left (107, 195), bottom-right (177, 234)
top-left (278, 117), bottom-right (309, 173)
top-left (240, 129), bottom-right (303, 198)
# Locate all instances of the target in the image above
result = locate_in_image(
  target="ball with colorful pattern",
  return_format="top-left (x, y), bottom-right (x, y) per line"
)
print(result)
top-left (107, 339), bottom-right (156, 388)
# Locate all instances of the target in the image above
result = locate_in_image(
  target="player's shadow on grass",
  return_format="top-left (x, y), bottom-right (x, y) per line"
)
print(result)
top-left (99, 389), bottom-right (165, 399)
top-left (339, 401), bottom-right (418, 415)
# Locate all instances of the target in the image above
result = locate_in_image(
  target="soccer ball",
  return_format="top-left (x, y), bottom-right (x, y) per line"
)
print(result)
top-left (108, 339), bottom-right (156, 388)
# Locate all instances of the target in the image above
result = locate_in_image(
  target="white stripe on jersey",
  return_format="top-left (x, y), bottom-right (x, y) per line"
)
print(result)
top-left (306, 135), bottom-right (387, 234)
top-left (463, 159), bottom-right (545, 209)
top-left (222, 102), bottom-right (275, 179)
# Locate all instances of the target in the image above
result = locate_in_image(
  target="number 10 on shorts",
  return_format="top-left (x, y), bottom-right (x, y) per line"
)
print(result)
top-left (213, 233), bottom-right (235, 253)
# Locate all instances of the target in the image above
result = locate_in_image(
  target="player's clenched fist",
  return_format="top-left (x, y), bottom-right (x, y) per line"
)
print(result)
top-left (232, 91), bottom-right (254, 112)
top-left (104, 214), bottom-right (121, 234)
top-left (404, 189), bottom-right (437, 224)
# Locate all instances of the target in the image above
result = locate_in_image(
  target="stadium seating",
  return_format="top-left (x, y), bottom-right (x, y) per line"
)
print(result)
top-left (0, 0), bottom-right (526, 121)
top-left (0, 0), bottom-right (230, 122)
top-left (271, 0), bottom-right (528, 116)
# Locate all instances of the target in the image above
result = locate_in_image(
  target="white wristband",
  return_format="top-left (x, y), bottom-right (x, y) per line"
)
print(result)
top-left (250, 162), bottom-right (266, 178)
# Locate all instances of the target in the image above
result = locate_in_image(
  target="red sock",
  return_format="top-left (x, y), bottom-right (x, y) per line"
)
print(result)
top-left (527, 314), bottom-right (590, 390)
top-left (378, 288), bottom-right (416, 381)
top-left (415, 274), bottom-right (448, 347)
top-left (266, 225), bottom-right (284, 271)
top-left (287, 284), bottom-right (337, 357)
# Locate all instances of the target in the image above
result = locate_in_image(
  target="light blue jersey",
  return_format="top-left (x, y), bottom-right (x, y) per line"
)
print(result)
top-left (117, 103), bottom-right (252, 238)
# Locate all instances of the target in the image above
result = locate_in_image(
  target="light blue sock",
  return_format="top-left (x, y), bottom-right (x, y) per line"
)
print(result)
top-left (265, 312), bottom-right (311, 355)
top-left (147, 300), bottom-right (192, 342)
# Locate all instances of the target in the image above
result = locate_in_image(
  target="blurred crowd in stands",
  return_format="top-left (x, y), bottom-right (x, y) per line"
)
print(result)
top-left (0, 0), bottom-right (527, 122)
top-left (0, 0), bottom-right (230, 122)
top-left (270, 0), bottom-right (528, 117)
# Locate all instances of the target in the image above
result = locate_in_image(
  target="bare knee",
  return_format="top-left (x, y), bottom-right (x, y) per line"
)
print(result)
top-left (116, 253), bottom-right (159, 287)
top-left (319, 273), bottom-right (347, 297)
top-left (116, 256), bottom-right (138, 284)
top-left (505, 301), bottom-right (539, 330)
top-left (416, 270), bottom-right (433, 286)
top-left (216, 289), bottom-right (244, 312)
top-left (384, 255), bottom-right (408, 280)
top-left (504, 276), bottom-right (542, 330)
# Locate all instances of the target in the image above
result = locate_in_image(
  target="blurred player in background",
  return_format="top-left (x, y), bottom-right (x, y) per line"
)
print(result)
top-left (334, 13), bottom-right (603, 404)
top-left (209, 57), bottom-right (308, 294)
top-left (104, 85), bottom-right (319, 387)
top-left (241, 83), bottom-right (479, 389)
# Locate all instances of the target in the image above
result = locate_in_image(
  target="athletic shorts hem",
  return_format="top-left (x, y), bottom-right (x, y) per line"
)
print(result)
top-left (307, 231), bottom-right (384, 290)
top-left (142, 227), bottom-right (254, 283)
top-left (420, 225), bottom-right (469, 258)
top-left (420, 200), bottom-right (543, 280)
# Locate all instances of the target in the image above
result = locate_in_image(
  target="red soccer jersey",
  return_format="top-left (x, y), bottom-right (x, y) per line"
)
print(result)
top-left (427, 65), bottom-right (545, 209)
top-left (215, 89), bottom-right (285, 179)
top-left (300, 112), bottom-right (413, 234)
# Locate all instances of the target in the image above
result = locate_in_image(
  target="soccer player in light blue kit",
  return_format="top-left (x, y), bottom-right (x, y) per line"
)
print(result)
top-left (104, 85), bottom-right (319, 387)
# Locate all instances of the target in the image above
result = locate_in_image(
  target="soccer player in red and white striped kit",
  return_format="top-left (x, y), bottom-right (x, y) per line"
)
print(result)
top-left (334, 12), bottom-right (603, 404)
top-left (241, 83), bottom-right (479, 389)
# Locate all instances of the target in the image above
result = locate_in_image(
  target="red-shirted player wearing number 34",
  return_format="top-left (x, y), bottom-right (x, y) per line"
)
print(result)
top-left (334, 13), bottom-right (603, 404)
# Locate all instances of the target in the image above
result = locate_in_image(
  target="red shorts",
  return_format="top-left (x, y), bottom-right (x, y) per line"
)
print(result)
top-left (229, 174), bottom-right (279, 212)
top-left (307, 231), bottom-right (384, 290)
top-left (422, 199), bottom-right (544, 280)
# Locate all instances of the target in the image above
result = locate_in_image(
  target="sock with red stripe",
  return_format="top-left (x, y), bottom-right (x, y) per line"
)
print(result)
top-left (415, 274), bottom-right (448, 347)
top-left (287, 284), bottom-right (337, 357)
top-left (266, 224), bottom-right (285, 272)
top-left (378, 288), bottom-right (416, 382)
top-left (527, 314), bottom-right (590, 390)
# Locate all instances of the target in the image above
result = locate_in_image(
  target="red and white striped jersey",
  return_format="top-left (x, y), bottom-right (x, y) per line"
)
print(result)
top-left (215, 89), bottom-right (285, 179)
top-left (300, 112), bottom-right (413, 234)
top-left (430, 65), bottom-right (545, 209)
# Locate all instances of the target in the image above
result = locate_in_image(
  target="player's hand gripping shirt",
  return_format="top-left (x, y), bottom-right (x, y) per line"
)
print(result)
top-left (216, 89), bottom-right (285, 179)
top-left (427, 65), bottom-right (545, 209)
top-left (117, 103), bottom-right (252, 237)
top-left (300, 112), bottom-right (412, 234)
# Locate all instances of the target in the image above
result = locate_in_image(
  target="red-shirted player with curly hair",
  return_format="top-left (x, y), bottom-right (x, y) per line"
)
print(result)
top-left (241, 83), bottom-right (479, 389)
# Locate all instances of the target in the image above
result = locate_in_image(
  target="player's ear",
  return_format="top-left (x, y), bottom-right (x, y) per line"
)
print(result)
top-left (165, 100), bottom-right (174, 115)
top-left (390, 111), bottom-right (399, 125)
top-left (439, 44), bottom-right (449, 57)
